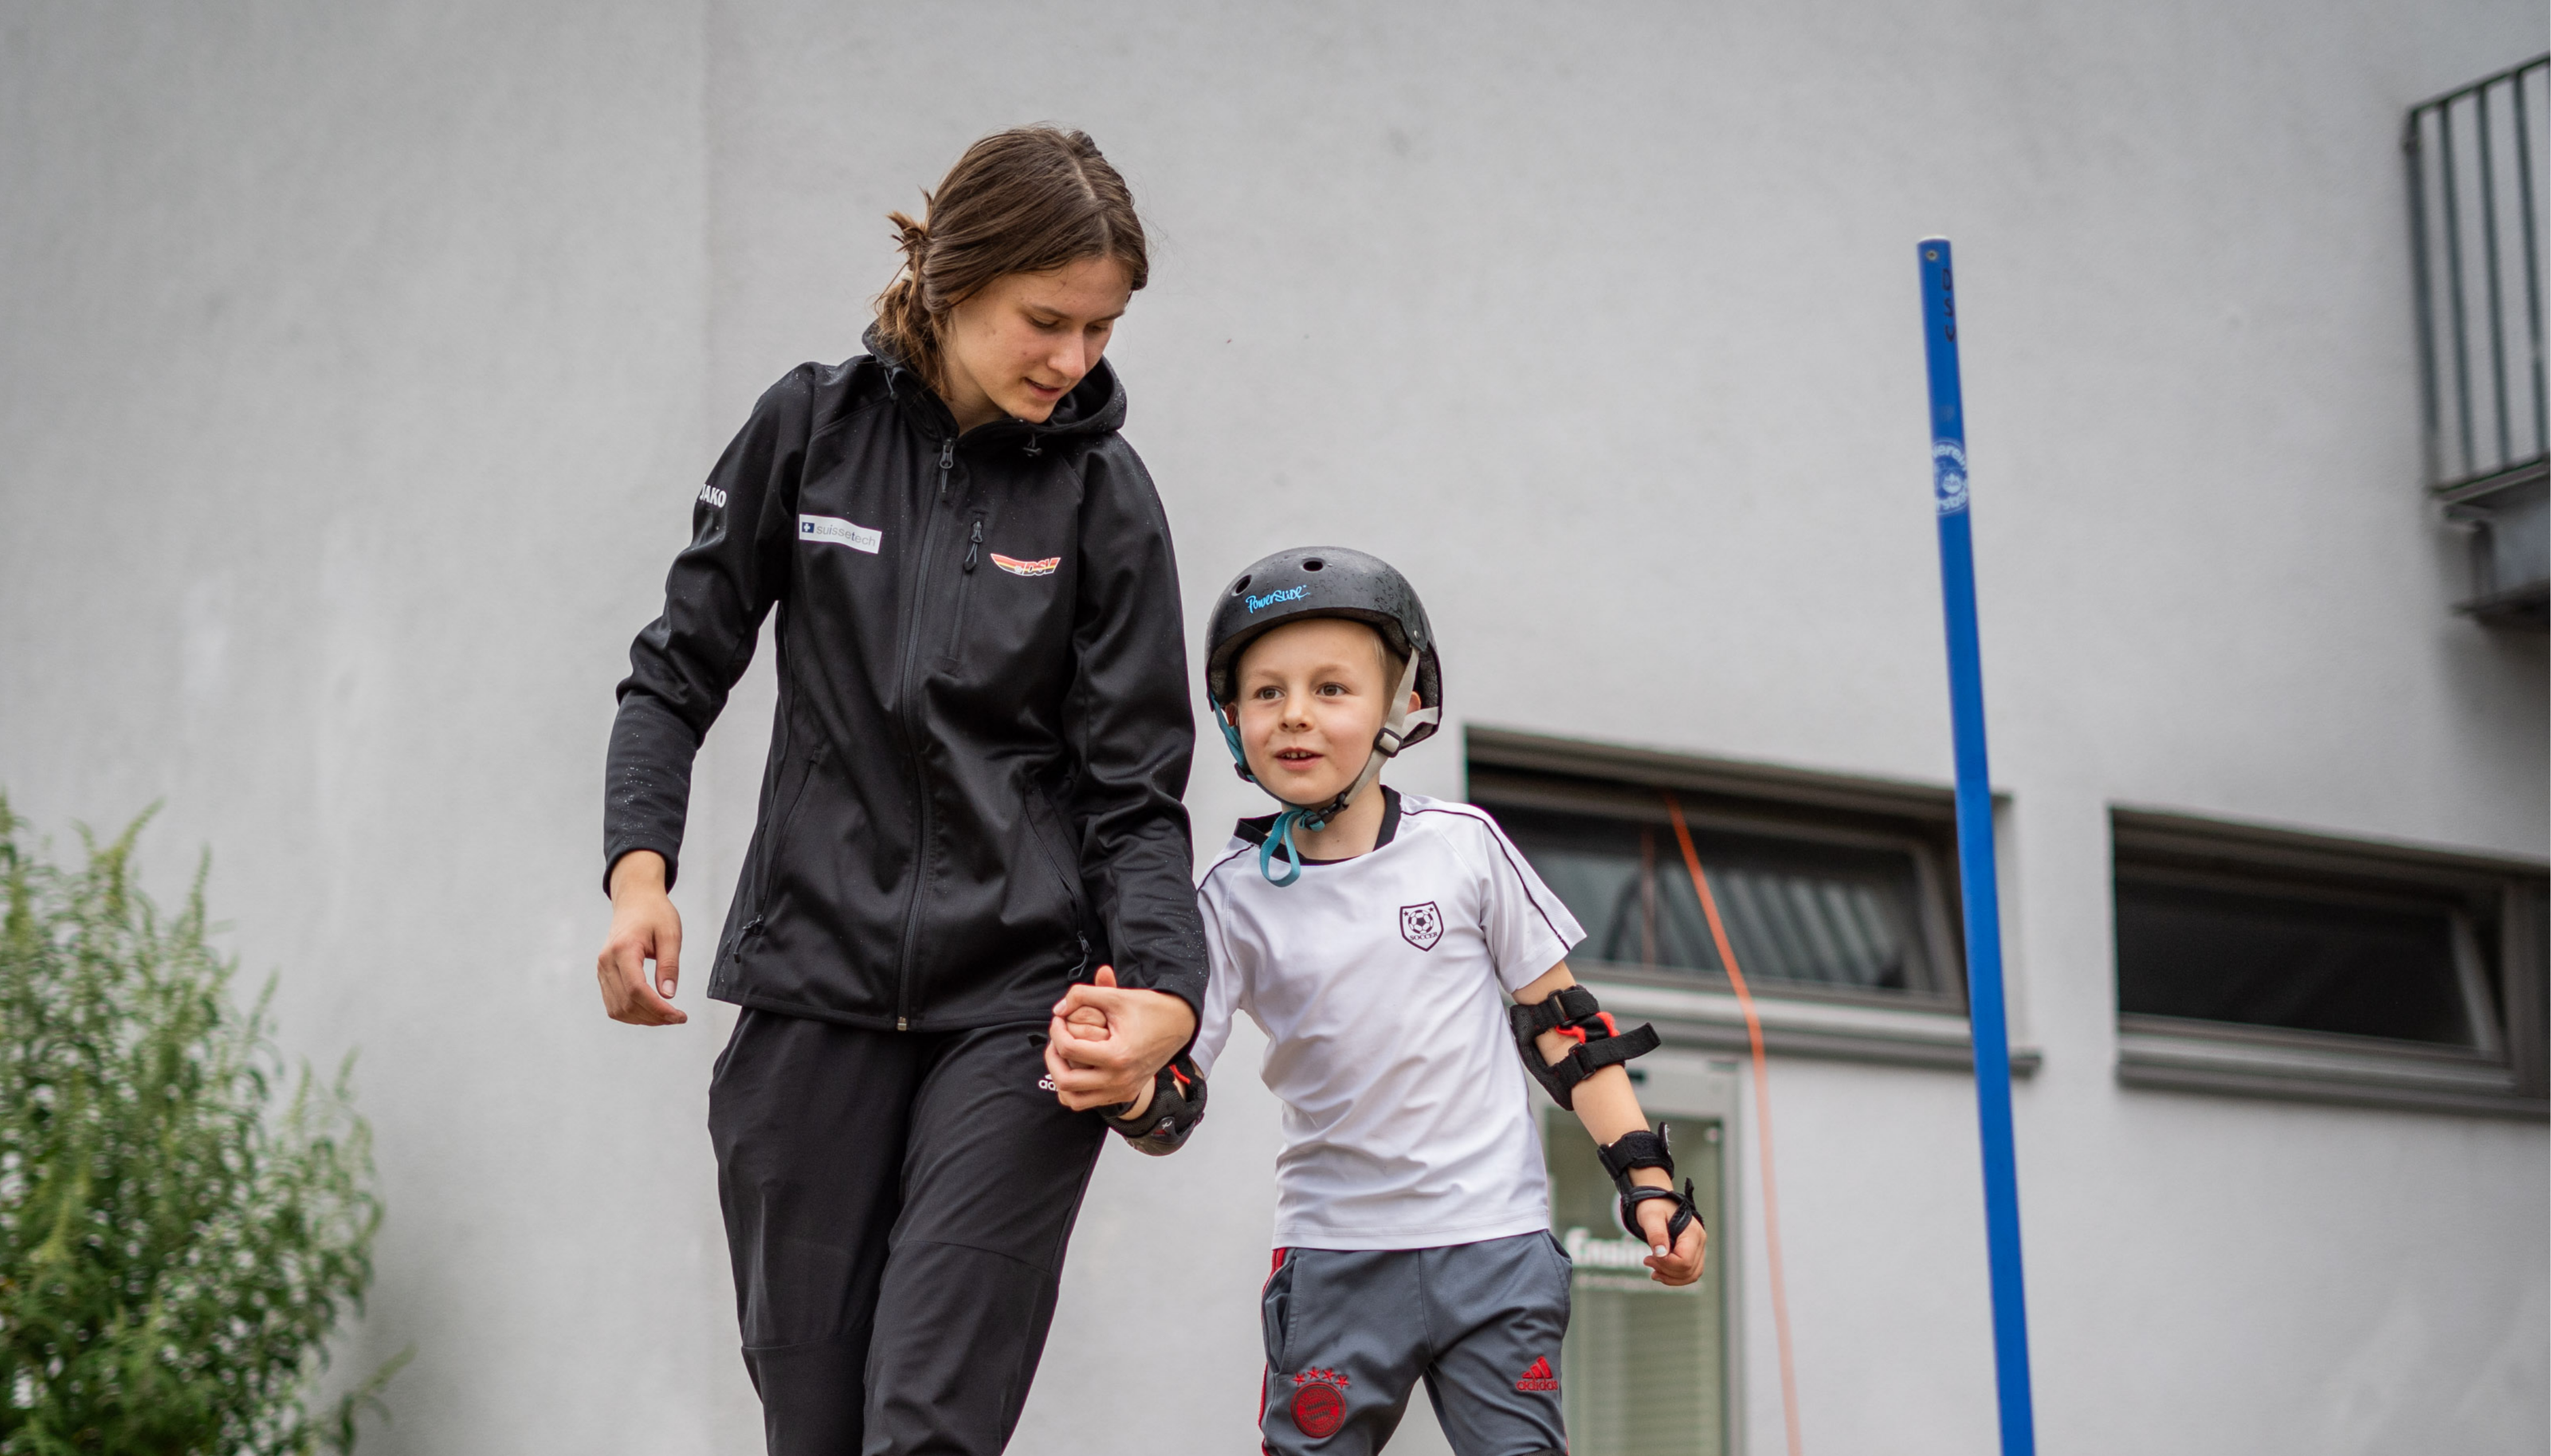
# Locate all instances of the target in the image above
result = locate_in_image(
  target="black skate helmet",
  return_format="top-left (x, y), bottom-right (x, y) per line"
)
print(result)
top-left (1205, 547), bottom-right (1443, 885)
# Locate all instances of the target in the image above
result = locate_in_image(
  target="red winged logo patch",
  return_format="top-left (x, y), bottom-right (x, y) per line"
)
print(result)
top-left (991, 553), bottom-right (1059, 578)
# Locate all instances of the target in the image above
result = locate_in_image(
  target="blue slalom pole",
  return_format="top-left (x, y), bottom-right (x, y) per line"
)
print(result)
top-left (1917, 237), bottom-right (2037, 1456)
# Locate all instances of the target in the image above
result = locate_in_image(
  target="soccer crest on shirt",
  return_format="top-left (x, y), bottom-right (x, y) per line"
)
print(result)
top-left (1399, 901), bottom-right (1442, 952)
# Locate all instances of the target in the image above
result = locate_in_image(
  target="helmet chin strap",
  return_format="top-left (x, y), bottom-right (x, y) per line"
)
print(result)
top-left (1223, 650), bottom-right (1440, 887)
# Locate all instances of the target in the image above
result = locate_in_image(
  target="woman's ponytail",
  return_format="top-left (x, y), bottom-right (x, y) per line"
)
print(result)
top-left (869, 128), bottom-right (1149, 398)
top-left (873, 208), bottom-right (938, 383)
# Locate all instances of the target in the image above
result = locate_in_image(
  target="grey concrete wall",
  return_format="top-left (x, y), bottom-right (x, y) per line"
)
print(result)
top-left (2, 2), bottom-right (2544, 1453)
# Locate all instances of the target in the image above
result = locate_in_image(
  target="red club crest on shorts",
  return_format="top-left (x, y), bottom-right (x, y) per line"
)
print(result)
top-left (1289, 1368), bottom-right (1349, 1439)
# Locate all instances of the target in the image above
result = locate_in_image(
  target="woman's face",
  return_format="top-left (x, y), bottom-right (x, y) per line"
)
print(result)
top-left (939, 254), bottom-right (1133, 432)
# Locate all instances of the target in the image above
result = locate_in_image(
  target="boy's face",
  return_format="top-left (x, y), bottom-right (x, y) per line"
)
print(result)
top-left (1229, 618), bottom-right (1415, 807)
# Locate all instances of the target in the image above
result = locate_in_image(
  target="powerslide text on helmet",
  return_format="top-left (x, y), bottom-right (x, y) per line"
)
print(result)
top-left (1204, 547), bottom-right (1444, 885)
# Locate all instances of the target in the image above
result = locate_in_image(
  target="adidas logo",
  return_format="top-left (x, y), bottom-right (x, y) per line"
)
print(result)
top-left (1514, 1356), bottom-right (1558, 1392)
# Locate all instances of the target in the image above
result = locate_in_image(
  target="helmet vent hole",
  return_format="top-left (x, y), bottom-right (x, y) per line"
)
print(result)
top-left (1302, 557), bottom-right (1325, 571)
top-left (1230, 575), bottom-right (1251, 595)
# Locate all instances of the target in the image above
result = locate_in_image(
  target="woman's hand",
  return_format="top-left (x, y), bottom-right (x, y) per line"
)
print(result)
top-left (1042, 966), bottom-right (1195, 1112)
top-left (1057, 999), bottom-right (1151, 1117)
top-left (597, 850), bottom-right (688, 1026)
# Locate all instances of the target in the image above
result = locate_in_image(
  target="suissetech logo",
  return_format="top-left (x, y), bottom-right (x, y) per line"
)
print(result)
top-left (1246, 584), bottom-right (1309, 613)
top-left (799, 515), bottom-right (881, 554)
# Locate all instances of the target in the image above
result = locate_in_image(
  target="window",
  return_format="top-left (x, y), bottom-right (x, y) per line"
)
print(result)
top-left (2117, 873), bottom-right (2498, 1048)
top-left (1469, 728), bottom-right (2026, 1073)
top-left (1488, 800), bottom-right (1958, 1003)
top-left (2113, 810), bottom-right (2548, 1117)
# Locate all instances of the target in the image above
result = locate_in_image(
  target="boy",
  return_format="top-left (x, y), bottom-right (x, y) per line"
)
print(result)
top-left (1054, 547), bottom-right (1705, 1456)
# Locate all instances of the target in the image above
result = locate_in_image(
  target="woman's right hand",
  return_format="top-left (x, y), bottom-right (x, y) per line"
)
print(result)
top-left (598, 850), bottom-right (688, 1026)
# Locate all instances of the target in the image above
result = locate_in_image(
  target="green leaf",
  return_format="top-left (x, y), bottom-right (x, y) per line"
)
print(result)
top-left (0, 795), bottom-right (400, 1454)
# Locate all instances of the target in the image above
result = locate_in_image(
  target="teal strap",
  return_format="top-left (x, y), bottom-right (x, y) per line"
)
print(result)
top-left (1257, 808), bottom-right (1314, 886)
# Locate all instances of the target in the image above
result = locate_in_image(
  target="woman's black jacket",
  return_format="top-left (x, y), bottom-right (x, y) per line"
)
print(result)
top-left (603, 341), bottom-right (1208, 1030)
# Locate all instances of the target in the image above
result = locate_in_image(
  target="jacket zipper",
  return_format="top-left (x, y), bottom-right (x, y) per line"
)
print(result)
top-left (740, 744), bottom-right (822, 940)
top-left (1023, 787), bottom-right (1093, 979)
top-left (944, 516), bottom-right (984, 659)
top-left (889, 434), bottom-right (959, 1030)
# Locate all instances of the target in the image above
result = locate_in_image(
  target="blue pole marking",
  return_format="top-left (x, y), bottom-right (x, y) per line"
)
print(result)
top-left (1917, 237), bottom-right (2037, 1456)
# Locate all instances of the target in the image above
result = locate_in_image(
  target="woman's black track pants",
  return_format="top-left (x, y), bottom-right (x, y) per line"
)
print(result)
top-left (708, 1007), bottom-right (1108, 1454)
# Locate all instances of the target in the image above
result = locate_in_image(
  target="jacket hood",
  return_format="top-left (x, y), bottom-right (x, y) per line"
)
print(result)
top-left (862, 323), bottom-right (1127, 441)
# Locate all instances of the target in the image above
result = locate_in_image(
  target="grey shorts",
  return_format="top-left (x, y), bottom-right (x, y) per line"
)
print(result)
top-left (1258, 1230), bottom-right (1571, 1456)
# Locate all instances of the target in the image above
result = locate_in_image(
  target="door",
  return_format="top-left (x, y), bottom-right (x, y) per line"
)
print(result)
top-left (1544, 1058), bottom-right (1735, 1455)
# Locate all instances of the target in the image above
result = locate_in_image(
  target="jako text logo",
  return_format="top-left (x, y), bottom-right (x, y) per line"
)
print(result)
top-left (1246, 585), bottom-right (1309, 613)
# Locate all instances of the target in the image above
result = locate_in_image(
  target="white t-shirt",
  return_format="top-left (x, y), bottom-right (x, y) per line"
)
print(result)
top-left (1193, 789), bottom-right (1587, 1251)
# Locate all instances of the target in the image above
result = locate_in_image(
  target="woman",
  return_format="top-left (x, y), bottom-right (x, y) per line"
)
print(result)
top-left (594, 127), bottom-right (1204, 1454)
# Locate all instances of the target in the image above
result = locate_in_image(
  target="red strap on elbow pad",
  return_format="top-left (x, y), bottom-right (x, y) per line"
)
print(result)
top-left (1508, 987), bottom-right (1662, 1111)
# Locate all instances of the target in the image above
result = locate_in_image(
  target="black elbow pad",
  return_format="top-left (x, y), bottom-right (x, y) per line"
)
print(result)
top-left (1101, 1053), bottom-right (1208, 1156)
top-left (1509, 986), bottom-right (1661, 1110)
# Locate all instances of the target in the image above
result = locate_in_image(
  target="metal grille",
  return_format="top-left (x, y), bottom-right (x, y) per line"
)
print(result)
top-left (2408, 56), bottom-right (2549, 489)
top-left (2408, 57), bottom-right (2549, 627)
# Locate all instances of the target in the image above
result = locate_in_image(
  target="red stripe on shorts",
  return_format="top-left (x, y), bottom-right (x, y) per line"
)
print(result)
top-left (1258, 1248), bottom-right (1289, 1431)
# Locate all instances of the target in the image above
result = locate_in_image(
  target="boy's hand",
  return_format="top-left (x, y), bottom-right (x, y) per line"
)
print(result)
top-left (1044, 965), bottom-right (1195, 1112)
top-left (1632, 1175), bottom-right (1707, 1286)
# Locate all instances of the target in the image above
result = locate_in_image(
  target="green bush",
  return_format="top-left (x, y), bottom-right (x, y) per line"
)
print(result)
top-left (0, 800), bottom-right (402, 1454)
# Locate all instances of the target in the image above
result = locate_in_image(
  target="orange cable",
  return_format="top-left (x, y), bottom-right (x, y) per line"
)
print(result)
top-left (1666, 794), bottom-right (1804, 1456)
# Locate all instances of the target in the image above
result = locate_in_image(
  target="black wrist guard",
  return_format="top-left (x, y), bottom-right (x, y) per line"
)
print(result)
top-left (1101, 1052), bottom-right (1207, 1156)
top-left (1599, 1126), bottom-right (1676, 1191)
top-left (1602, 1125), bottom-right (1701, 1243)
top-left (1621, 1179), bottom-right (1703, 1246)
top-left (1509, 986), bottom-right (1661, 1110)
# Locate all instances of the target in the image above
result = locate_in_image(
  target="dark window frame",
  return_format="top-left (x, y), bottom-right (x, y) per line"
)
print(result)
top-left (1466, 727), bottom-right (2033, 1074)
top-left (1472, 771), bottom-right (1969, 1012)
top-left (2112, 808), bottom-right (2549, 1118)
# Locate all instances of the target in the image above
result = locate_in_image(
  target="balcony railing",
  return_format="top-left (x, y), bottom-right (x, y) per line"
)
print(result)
top-left (2408, 55), bottom-right (2549, 628)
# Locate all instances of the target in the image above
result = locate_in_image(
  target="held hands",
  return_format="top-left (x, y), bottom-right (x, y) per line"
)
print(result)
top-left (597, 850), bottom-right (688, 1026)
top-left (1058, 1001), bottom-right (1132, 1110)
top-left (1631, 1175), bottom-right (1707, 1286)
top-left (1043, 965), bottom-right (1195, 1114)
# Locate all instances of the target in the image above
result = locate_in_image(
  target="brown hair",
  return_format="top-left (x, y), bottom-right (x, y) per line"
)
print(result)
top-left (874, 127), bottom-right (1149, 397)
